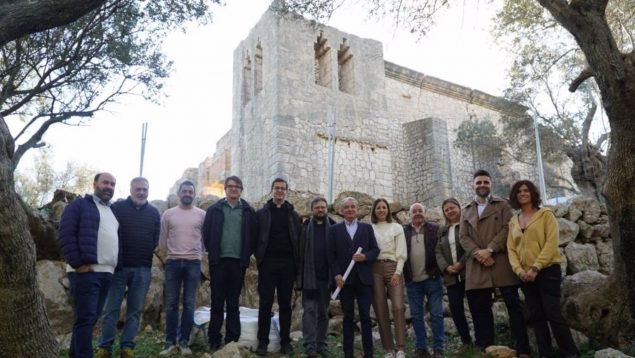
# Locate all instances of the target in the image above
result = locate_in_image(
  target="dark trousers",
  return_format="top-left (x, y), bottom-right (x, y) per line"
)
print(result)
top-left (521, 265), bottom-right (578, 357)
top-left (208, 258), bottom-right (246, 345)
top-left (302, 280), bottom-right (330, 354)
top-left (340, 283), bottom-right (373, 358)
top-left (446, 280), bottom-right (472, 344)
top-left (257, 258), bottom-right (296, 345)
top-left (68, 271), bottom-right (113, 358)
top-left (466, 285), bottom-right (530, 354)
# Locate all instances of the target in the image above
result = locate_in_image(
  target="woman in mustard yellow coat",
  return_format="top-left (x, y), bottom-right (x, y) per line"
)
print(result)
top-left (507, 180), bottom-right (578, 358)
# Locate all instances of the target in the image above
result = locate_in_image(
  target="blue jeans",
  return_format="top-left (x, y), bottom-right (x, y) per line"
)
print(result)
top-left (98, 267), bottom-right (152, 350)
top-left (164, 259), bottom-right (201, 345)
top-left (407, 276), bottom-right (445, 351)
top-left (68, 271), bottom-right (112, 358)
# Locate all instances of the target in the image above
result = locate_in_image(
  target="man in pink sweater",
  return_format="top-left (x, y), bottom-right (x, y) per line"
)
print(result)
top-left (158, 180), bottom-right (206, 355)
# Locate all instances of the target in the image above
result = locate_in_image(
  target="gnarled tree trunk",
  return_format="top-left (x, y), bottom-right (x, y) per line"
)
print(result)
top-left (539, 0), bottom-right (635, 345)
top-left (0, 116), bottom-right (58, 355)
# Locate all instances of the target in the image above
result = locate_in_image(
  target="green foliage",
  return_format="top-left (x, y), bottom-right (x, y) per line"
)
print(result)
top-left (454, 116), bottom-right (504, 173)
top-left (14, 147), bottom-right (96, 207)
top-left (1, 0), bottom-right (220, 167)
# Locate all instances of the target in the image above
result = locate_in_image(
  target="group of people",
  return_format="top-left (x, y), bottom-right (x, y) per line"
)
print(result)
top-left (58, 169), bottom-right (579, 358)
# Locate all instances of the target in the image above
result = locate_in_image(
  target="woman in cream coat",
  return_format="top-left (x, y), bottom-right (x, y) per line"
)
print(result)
top-left (370, 198), bottom-right (407, 358)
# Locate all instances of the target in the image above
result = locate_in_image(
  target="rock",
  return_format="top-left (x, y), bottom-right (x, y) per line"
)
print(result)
top-left (143, 258), bottom-right (165, 326)
top-left (570, 329), bottom-right (589, 349)
top-left (595, 240), bottom-right (614, 275)
top-left (197, 280), bottom-right (211, 307)
top-left (389, 201), bottom-right (403, 213)
top-left (328, 213), bottom-right (343, 224)
top-left (550, 203), bottom-right (569, 218)
top-left (394, 210), bottom-right (410, 225)
top-left (328, 316), bottom-right (343, 334)
top-left (211, 341), bottom-right (242, 358)
top-left (56, 333), bottom-right (72, 351)
top-left (559, 248), bottom-right (568, 278)
top-left (565, 197), bottom-right (585, 222)
top-left (577, 220), bottom-right (593, 241)
top-left (582, 199), bottom-right (602, 224)
top-left (29, 209), bottom-right (63, 260)
top-left (329, 300), bottom-right (343, 317)
top-left (150, 200), bottom-right (168, 214)
top-left (334, 191), bottom-right (375, 218)
top-left (595, 348), bottom-right (634, 358)
top-left (198, 195), bottom-right (221, 211)
top-left (444, 317), bottom-right (458, 336)
top-left (285, 190), bottom-right (325, 218)
top-left (167, 194), bottom-right (179, 209)
top-left (484, 345), bottom-right (516, 358)
top-left (492, 301), bottom-right (509, 325)
top-left (558, 218), bottom-right (579, 246)
top-left (564, 242), bottom-right (599, 274)
top-left (561, 270), bottom-right (617, 342)
top-left (41, 189), bottom-right (80, 220)
top-left (240, 257), bottom-right (259, 308)
top-left (38, 260), bottom-right (72, 335)
top-left (424, 206), bottom-right (443, 224)
top-left (592, 223), bottom-right (611, 239)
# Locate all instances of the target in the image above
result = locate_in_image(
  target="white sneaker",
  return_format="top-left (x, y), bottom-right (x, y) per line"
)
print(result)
top-left (179, 344), bottom-right (192, 355)
top-left (384, 353), bottom-right (395, 358)
top-left (159, 344), bottom-right (178, 356)
top-left (396, 351), bottom-right (406, 358)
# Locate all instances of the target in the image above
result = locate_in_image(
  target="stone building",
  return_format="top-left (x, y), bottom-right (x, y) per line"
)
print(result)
top-left (195, 6), bottom-right (536, 206)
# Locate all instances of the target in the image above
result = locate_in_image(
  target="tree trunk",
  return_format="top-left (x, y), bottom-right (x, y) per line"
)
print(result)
top-left (565, 144), bottom-right (606, 202)
top-left (0, 115), bottom-right (58, 356)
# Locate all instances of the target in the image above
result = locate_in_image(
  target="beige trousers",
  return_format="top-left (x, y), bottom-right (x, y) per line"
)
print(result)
top-left (371, 260), bottom-right (407, 353)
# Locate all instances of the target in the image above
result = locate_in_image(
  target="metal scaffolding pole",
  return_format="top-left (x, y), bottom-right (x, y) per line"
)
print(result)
top-left (534, 117), bottom-right (548, 201)
top-left (327, 110), bottom-right (337, 204)
top-left (139, 122), bottom-right (148, 176)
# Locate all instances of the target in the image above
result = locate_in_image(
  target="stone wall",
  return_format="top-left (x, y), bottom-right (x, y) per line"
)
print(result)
top-left (190, 6), bottom-right (550, 208)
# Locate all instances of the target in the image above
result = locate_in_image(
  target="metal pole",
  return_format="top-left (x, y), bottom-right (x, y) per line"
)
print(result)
top-left (327, 110), bottom-right (337, 204)
top-left (533, 116), bottom-right (548, 201)
top-left (140, 122), bottom-right (148, 176)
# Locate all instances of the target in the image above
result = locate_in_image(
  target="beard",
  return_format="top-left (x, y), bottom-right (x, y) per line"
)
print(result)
top-left (180, 195), bottom-right (194, 205)
top-left (475, 187), bottom-right (490, 198)
top-left (95, 188), bottom-right (114, 202)
top-left (131, 196), bottom-right (147, 207)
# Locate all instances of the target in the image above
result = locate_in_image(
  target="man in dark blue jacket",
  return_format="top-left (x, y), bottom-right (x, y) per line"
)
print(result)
top-left (58, 172), bottom-right (119, 358)
top-left (202, 176), bottom-right (257, 352)
top-left (96, 177), bottom-right (160, 358)
top-left (328, 197), bottom-right (379, 358)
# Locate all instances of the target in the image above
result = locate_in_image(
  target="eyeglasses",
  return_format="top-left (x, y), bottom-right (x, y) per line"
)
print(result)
top-left (226, 185), bottom-right (242, 190)
top-left (273, 186), bottom-right (287, 192)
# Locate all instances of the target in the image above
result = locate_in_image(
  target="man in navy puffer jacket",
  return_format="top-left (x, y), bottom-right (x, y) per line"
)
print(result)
top-left (58, 172), bottom-right (119, 358)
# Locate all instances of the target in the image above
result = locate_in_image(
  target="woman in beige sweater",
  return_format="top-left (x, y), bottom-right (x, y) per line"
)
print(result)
top-left (507, 180), bottom-right (578, 358)
top-left (370, 198), bottom-right (407, 358)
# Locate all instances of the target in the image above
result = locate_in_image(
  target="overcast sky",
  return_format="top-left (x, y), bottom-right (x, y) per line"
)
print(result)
top-left (16, 0), bottom-right (509, 201)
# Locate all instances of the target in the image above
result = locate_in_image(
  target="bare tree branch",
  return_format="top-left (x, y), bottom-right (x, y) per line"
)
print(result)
top-left (569, 68), bottom-right (594, 92)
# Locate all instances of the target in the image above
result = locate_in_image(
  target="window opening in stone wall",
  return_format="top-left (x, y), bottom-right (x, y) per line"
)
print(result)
top-left (314, 31), bottom-right (332, 88)
top-left (338, 38), bottom-right (354, 94)
top-left (255, 41), bottom-right (263, 95)
top-left (242, 52), bottom-right (252, 105)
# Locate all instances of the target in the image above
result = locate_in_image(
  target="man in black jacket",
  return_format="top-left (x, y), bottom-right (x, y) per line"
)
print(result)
top-left (255, 178), bottom-right (302, 356)
top-left (298, 197), bottom-right (335, 358)
top-left (96, 176), bottom-right (160, 358)
top-left (202, 176), bottom-right (257, 352)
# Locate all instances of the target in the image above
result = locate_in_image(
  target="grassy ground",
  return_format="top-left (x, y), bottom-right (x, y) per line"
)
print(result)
top-left (59, 326), bottom-right (600, 358)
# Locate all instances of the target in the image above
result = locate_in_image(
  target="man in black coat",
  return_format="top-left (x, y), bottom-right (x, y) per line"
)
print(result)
top-left (297, 197), bottom-right (335, 358)
top-left (202, 176), bottom-right (257, 352)
top-left (255, 178), bottom-right (302, 356)
top-left (328, 197), bottom-right (379, 358)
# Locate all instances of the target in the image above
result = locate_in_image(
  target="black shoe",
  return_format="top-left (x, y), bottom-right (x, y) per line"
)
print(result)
top-left (280, 342), bottom-right (294, 355)
top-left (256, 342), bottom-right (268, 356)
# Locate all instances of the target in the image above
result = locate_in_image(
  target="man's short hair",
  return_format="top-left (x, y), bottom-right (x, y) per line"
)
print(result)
top-left (409, 202), bottom-right (426, 215)
top-left (473, 169), bottom-right (491, 179)
top-left (310, 197), bottom-right (328, 210)
top-left (130, 177), bottom-right (148, 186)
top-left (224, 175), bottom-right (243, 189)
top-left (94, 173), bottom-right (103, 183)
top-left (340, 196), bottom-right (358, 207)
top-left (178, 180), bottom-right (196, 192)
top-left (270, 177), bottom-right (288, 190)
